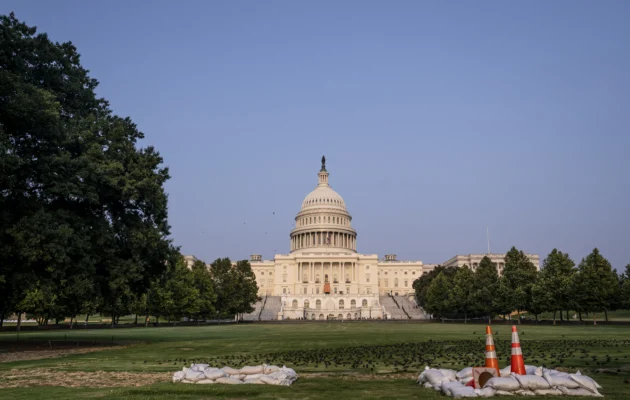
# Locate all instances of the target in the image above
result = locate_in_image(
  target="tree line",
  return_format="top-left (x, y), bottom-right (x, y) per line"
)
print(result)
top-left (0, 14), bottom-right (259, 330)
top-left (414, 246), bottom-right (630, 324)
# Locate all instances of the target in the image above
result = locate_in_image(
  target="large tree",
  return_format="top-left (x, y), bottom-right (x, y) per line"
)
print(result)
top-left (424, 272), bottom-right (452, 320)
top-left (471, 256), bottom-right (500, 323)
top-left (190, 260), bottom-right (217, 322)
top-left (532, 249), bottom-right (576, 324)
top-left (412, 265), bottom-right (457, 309)
top-left (0, 13), bottom-right (173, 327)
top-left (448, 265), bottom-right (475, 322)
top-left (620, 264), bottom-right (630, 311)
top-left (574, 249), bottom-right (620, 325)
top-left (496, 247), bottom-right (538, 323)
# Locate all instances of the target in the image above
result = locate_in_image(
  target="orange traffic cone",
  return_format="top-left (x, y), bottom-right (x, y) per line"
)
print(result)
top-left (484, 326), bottom-right (500, 375)
top-left (510, 325), bottom-right (526, 375)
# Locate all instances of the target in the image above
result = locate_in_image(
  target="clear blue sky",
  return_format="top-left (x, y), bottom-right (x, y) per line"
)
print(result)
top-left (4, 1), bottom-right (629, 270)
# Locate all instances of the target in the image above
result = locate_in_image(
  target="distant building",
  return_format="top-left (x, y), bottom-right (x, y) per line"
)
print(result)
top-left (441, 253), bottom-right (540, 274)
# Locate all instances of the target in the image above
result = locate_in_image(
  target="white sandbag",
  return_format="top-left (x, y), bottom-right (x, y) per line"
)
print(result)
top-left (180, 379), bottom-right (195, 384)
top-left (524, 365), bottom-right (538, 375)
top-left (184, 370), bottom-right (206, 383)
top-left (512, 374), bottom-right (551, 390)
top-left (172, 371), bottom-right (185, 383)
top-left (548, 370), bottom-right (570, 378)
top-left (196, 379), bottom-right (215, 384)
top-left (221, 366), bottom-right (241, 375)
top-left (570, 374), bottom-right (602, 392)
top-left (484, 376), bottom-right (520, 391)
top-left (514, 389), bottom-right (535, 396)
top-left (425, 369), bottom-right (450, 385)
top-left (456, 367), bottom-right (474, 380)
top-left (439, 368), bottom-right (458, 382)
top-left (441, 381), bottom-right (465, 396)
top-left (263, 364), bottom-right (280, 374)
top-left (543, 372), bottom-right (581, 389)
top-left (534, 367), bottom-right (543, 377)
top-left (494, 390), bottom-right (514, 396)
top-left (233, 374), bottom-right (247, 380)
top-left (499, 366), bottom-right (512, 377)
top-left (240, 365), bottom-right (264, 375)
top-left (244, 373), bottom-right (264, 380)
top-left (474, 387), bottom-right (496, 397)
top-left (558, 386), bottom-right (603, 397)
top-left (204, 369), bottom-right (227, 380)
top-left (423, 382), bottom-right (433, 389)
top-left (534, 388), bottom-right (562, 396)
top-left (243, 377), bottom-right (265, 384)
top-left (191, 363), bottom-right (209, 372)
top-left (451, 386), bottom-right (478, 398)
top-left (260, 375), bottom-right (281, 385)
top-left (215, 377), bottom-right (243, 385)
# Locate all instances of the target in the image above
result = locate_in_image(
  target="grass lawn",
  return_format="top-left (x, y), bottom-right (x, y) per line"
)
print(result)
top-left (1, 322), bottom-right (629, 399)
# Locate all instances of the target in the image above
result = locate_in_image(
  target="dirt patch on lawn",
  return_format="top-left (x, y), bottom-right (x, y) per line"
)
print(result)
top-left (0, 368), bottom-right (169, 388)
top-left (0, 346), bottom-right (126, 363)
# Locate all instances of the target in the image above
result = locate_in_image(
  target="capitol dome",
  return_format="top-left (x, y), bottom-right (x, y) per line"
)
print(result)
top-left (290, 157), bottom-right (357, 254)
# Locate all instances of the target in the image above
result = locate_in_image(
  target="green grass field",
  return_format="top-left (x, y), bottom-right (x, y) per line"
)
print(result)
top-left (1, 322), bottom-right (629, 399)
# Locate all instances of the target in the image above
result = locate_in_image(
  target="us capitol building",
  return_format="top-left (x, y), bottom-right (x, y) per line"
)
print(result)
top-left (187, 157), bottom-right (540, 320)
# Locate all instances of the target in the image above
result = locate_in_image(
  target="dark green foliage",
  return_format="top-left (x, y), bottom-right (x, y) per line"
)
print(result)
top-left (412, 265), bottom-right (456, 308)
top-left (496, 247), bottom-right (539, 322)
top-left (532, 249), bottom-right (576, 322)
top-left (471, 256), bottom-right (500, 321)
top-left (424, 272), bottom-right (452, 319)
top-left (574, 249), bottom-right (621, 324)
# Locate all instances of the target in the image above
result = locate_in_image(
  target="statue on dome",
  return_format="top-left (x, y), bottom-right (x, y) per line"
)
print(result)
top-left (320, 155), bottom-right (326, 172)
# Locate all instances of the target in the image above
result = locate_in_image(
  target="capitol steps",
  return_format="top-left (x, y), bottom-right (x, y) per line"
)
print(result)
top-left (241, 299), bottom-right (265, 321)
top-left (259, 296), bottom-right (281, 320)
top-left (393, 296), bottom-right (428, 319)
top-left (379, 295), bottom-right (408, 319)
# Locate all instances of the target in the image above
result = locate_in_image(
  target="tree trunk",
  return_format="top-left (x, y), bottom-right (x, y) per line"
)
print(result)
top-left (111, 314), bottom-right (115, 328)
top-left (85, 314), bottom-right (90, 324)
top-left (578, 312), bottom-right (582, 321)
top-left (464, 313), bottom-right (467, 323)
top-left (144, 314), bottom-right (150, 327)
top-left (566, 310), bottom-right (569, 320)
top-left (535, 314), bottom-right (539, 321)
top-left (604, 310), bottom-right (608, 322)
top-left (0, 308), bottom-right (5, 330)
top-left (488, 316), bottom-right (491, 324)
top-left (69, 316), bottom-right (74, 329)
top-left (16, 312), bottom-right (22, 332)
top-left (560, 310), bottom-right (563, 322)
top-left (553, 311), bottom-right (556, 325)
top-left (134, 314), bottom-right (138, 325)
top-left (518, 310), bottom-right (522, 324)
top-left (593, 312), bottom-right (597, 326)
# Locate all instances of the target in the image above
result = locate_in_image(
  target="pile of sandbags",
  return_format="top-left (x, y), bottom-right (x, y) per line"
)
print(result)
top-left (417, 365), bottom-right (603, 397)
top-left (172, 363), bottom-right (298, 386)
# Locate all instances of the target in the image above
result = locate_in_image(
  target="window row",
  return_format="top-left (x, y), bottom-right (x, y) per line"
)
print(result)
top-left (298, 215), bottom-right (349, 226)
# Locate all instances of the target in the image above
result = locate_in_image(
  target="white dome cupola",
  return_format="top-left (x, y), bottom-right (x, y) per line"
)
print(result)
top-left (290, 156), bottom-right (357, 253)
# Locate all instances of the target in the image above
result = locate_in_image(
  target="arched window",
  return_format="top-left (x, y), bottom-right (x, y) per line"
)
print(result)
top-left (334, 287), bottom-right (338, 294)
top-left (394, 278), bottom-right (399, 287)
top-left (362, 299), bottom-right (368, 307)
top-left (304, 300), bottom-right (310, 309)
top-left (384, 279), bottom-right (389, 287)
top-left (283, 274), bottom-right (287, 283)
top-left (283, 288), bottom-right (286, 294)
top-left (404, 280), bottom-right (408, 287)
top-left (319, 314), bottom-right (324, 320)
top-left (339, 299), bottom-right (344, 309)
top-left (316, 299), bottom-right (321, 309)
top-left (304, 287), bottom-right (308, 294)
top-left (347, 313), bottom-right (352, 320)
top-left (366, 273), bottom-right (370, 283)
top-left (338, 314), bottom-right (343, 319)
top-left (351, 299), bottom-right (356, 308)
top-left (303, 273), bottom-right (308, 282)
top-left (292, 300), bottom-right (298, 308)
top-left (311, 313), bottom-right (315, 320)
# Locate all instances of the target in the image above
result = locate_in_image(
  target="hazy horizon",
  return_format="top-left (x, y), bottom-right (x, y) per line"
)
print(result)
top-left (4, 1), bottom-right (629, 270)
